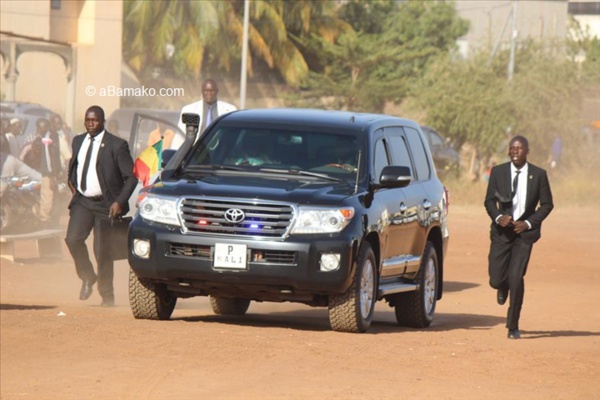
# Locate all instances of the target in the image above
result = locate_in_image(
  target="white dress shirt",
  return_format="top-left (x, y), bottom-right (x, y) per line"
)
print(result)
top-left (511, 162), bottom-right (528, 221)
top-left (77, 130), bottom-right (105, 197)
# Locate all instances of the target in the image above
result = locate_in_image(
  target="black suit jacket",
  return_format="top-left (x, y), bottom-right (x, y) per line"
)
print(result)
top-left (484, 161), bottom-right (553, 244)
top-left (68, 131), bottom-right (137, 215)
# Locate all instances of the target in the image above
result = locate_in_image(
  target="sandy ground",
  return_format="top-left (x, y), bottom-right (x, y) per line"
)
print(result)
top-left (1, 205), bottom-right (599, 400)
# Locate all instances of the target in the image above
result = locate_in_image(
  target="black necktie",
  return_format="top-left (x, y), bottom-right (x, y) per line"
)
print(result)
top-left (511, 170), bottom-right (521, 198)
top-left (81, 136), bottom-right (95, 192)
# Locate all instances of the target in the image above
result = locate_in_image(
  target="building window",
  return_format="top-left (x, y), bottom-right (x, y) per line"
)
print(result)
top-left (51, 0), bottom-right (61, 10)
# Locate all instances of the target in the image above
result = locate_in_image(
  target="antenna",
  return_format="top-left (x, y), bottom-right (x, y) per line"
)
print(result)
top-left (354, 149), bottom-right (362, 194)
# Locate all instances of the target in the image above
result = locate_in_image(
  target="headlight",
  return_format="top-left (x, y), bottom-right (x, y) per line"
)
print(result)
top-left (138, 195), bottom-right (180, 226)
top-left (291, 207), bottom-right (354, 234)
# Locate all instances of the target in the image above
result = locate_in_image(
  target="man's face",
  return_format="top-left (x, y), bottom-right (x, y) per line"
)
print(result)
top-left (85, 111), bottom-right (104, 136)
top-left (508, 139), bottom-right (529, 169)
top-left (10, 121), bottom-right (21, 135)
top-left (50, 116), bottom-right (62, 132)
top-left (202, 82), bottom-right (218, 105)
top-left (36, 120), bottom-right (49, 136)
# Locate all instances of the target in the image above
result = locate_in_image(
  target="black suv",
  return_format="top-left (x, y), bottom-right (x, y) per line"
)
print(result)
top-left (128, 109), bottom-right (449, 333)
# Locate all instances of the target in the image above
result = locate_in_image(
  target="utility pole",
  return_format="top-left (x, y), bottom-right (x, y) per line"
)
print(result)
top-left (240, 0), bottom-right (250, 109)
top-left (507, 0), bottom-right (518, 81)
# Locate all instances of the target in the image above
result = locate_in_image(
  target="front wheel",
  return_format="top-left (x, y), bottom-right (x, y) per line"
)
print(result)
top-left (209, 296), bottom-right (251, 315)
top-left (328, 243), bottom-right (377, 333)
top-left (394, 241), bottom-right (438, 328)
top-left (129, 269), bottom-right (177, 320)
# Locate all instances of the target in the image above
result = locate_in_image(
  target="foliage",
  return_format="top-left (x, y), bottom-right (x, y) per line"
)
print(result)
top-left (567, 15), bottom-right (600, 91)
top-left (411, 39), bottom-right (591, 169)
top-left (289, 0), bottom-right (469, 112)
top-left (122, 0), bottom-right (350, 88)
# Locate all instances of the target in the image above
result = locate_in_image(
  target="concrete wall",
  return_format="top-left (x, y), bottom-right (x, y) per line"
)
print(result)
top-left (455, 0), bottom-right (569, 57)
top-left (0, 0), bottom-right (122, 132)
top-left (72, 0), bottom-right (122, 131)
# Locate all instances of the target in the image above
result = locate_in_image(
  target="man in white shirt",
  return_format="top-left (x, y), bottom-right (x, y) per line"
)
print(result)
top-left (65, 106), bottom-right (137, 307)
top-left (177, 79), bottom-right (237, 138)
top-left (484, 135), bottom-right (554, 340)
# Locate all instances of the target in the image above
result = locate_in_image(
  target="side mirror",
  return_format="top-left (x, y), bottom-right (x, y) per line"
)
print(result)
top-left (378, 165), bottom-right (412, 189)
top-left (162, 149), bottom-right (177, 168)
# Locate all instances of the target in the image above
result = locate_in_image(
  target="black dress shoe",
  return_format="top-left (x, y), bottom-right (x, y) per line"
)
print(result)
top-left (79, 277), bottom-right (97, 300)
top-left (100, 298), bottom-right (115, 307)
top-left (507, 329), bottom-right (521, 339)
top-left (497, 287), bottom-right (509, 305)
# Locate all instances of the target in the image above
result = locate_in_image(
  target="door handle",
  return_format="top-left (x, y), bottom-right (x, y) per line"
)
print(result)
top-left (399, 203), bottom-right (407, 213)
top-left (422, 200), bottom-right (432, 210)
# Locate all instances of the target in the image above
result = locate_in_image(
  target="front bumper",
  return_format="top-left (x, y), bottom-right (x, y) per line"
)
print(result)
top-left (128, 218), bottom-right (359, 299)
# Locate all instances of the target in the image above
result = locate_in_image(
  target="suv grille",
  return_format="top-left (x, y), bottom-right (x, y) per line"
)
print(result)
top-left (180, 198), bottom-right (295, 238)
top-left (168, 243), bottom-right (297, 265)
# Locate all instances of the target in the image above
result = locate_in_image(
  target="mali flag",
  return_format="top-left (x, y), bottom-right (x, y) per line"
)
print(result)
top-left (133, 140), bottom-right (163, 187)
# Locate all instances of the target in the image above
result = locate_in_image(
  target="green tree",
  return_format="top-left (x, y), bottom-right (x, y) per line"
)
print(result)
top-left (290, 1), bottom-right (469, 112)
top-left (412, 40), bottom-right (586, 174)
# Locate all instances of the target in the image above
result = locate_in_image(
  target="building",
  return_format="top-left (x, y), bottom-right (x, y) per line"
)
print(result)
top-left (0, 0), bottom-right (122, 130)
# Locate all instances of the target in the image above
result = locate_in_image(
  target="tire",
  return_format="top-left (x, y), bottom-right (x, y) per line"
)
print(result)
top-left (328, 243), bottom-right (377, 333)
top-left (128, 268), bottom-right (177, 320)
top-left (0, 202), bottom-right (11, 231)
top-left (394, 241), bottom-right (438, 328)
top-left (209, 296), bottom-right (251, 315)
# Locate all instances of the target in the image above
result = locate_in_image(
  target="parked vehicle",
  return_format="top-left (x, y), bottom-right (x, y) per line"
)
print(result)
top-left (0, 176), bottom-right (41, 233)
top-left (420, 126), bottom-right (460, 176)
top-left (127, 109), bottom-right (450, 333)
top-left (0, 101), bottom-right (54, 119)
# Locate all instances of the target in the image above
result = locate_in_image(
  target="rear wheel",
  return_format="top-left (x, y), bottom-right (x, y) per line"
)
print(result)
top-left (328, 243), bottom-right (377, 333)
top-left (129, 269), bottom-right (177, 320)
top-left (209, 296), bottom-right (251, 315)
top-left (394, 241), bottom-right (438, 328)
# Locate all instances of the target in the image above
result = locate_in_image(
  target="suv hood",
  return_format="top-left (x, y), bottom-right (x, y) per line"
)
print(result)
top-left (149, 173), bottom-right (358, 205)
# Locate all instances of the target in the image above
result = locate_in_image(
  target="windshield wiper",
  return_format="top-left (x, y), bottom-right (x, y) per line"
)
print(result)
top-left (186, 164), bottom-right (246, 171)
top-left (259, 168), bottom-right (344, 182)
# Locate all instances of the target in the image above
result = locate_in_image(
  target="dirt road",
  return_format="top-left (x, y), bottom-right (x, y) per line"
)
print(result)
top-left (1, 205), bottom-right (599, 400)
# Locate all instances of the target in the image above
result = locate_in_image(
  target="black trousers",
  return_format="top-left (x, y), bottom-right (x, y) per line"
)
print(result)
top-left (65, 194), bottom-right (114, 301)
top-left (488, 234), bottom-right (533, 330)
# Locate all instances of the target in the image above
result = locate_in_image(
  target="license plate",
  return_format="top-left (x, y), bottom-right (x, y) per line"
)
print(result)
top-left (213, 243), bottom-right (248, 269)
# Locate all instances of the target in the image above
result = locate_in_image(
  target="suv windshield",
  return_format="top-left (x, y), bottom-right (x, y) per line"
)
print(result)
top-left (185, 126), bottom-right (365, 179)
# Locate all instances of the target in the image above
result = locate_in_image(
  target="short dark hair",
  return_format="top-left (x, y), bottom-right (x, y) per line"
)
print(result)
top-left (509, 135), bottom-right (529, 149)
top-left (36, 118), bottom-right (50, 129)
top-left (86, 105), bottom-right (105, 121)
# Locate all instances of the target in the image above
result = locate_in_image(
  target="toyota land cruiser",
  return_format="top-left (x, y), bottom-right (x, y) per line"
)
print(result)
top-left (127, 108), bottom-right (449, 333)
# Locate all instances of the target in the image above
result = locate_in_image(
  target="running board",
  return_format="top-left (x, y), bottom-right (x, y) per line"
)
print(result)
top-left (378, 282), bottom-right (418, 299)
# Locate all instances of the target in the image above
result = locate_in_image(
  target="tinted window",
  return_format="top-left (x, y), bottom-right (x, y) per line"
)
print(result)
top-left (386, 128), bottom-right (414, 180)
top-left (425, 128), bottom-right (445, 148)
top-left (404, 127), bottom-right (431, 181)
top-left (373, 138), bottom-right (389, 180)
top-left (187, 126), bottom-right (365, 180)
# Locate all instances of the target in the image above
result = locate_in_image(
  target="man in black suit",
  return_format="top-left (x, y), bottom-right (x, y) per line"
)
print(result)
top-left (65, 105), bottom-right (137, 306)
top-left (484, 135), bottom-right (553, 339)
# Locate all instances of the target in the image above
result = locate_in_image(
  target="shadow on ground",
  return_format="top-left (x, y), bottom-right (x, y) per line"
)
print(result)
top-left (173, 308), bottom-right (508, 335)
top-left (0, 303), bottom-right (57, 311)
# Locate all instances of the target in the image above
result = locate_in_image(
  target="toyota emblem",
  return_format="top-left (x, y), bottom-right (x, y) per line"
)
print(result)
top-left (224, 208), bottom-right (245, 223)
